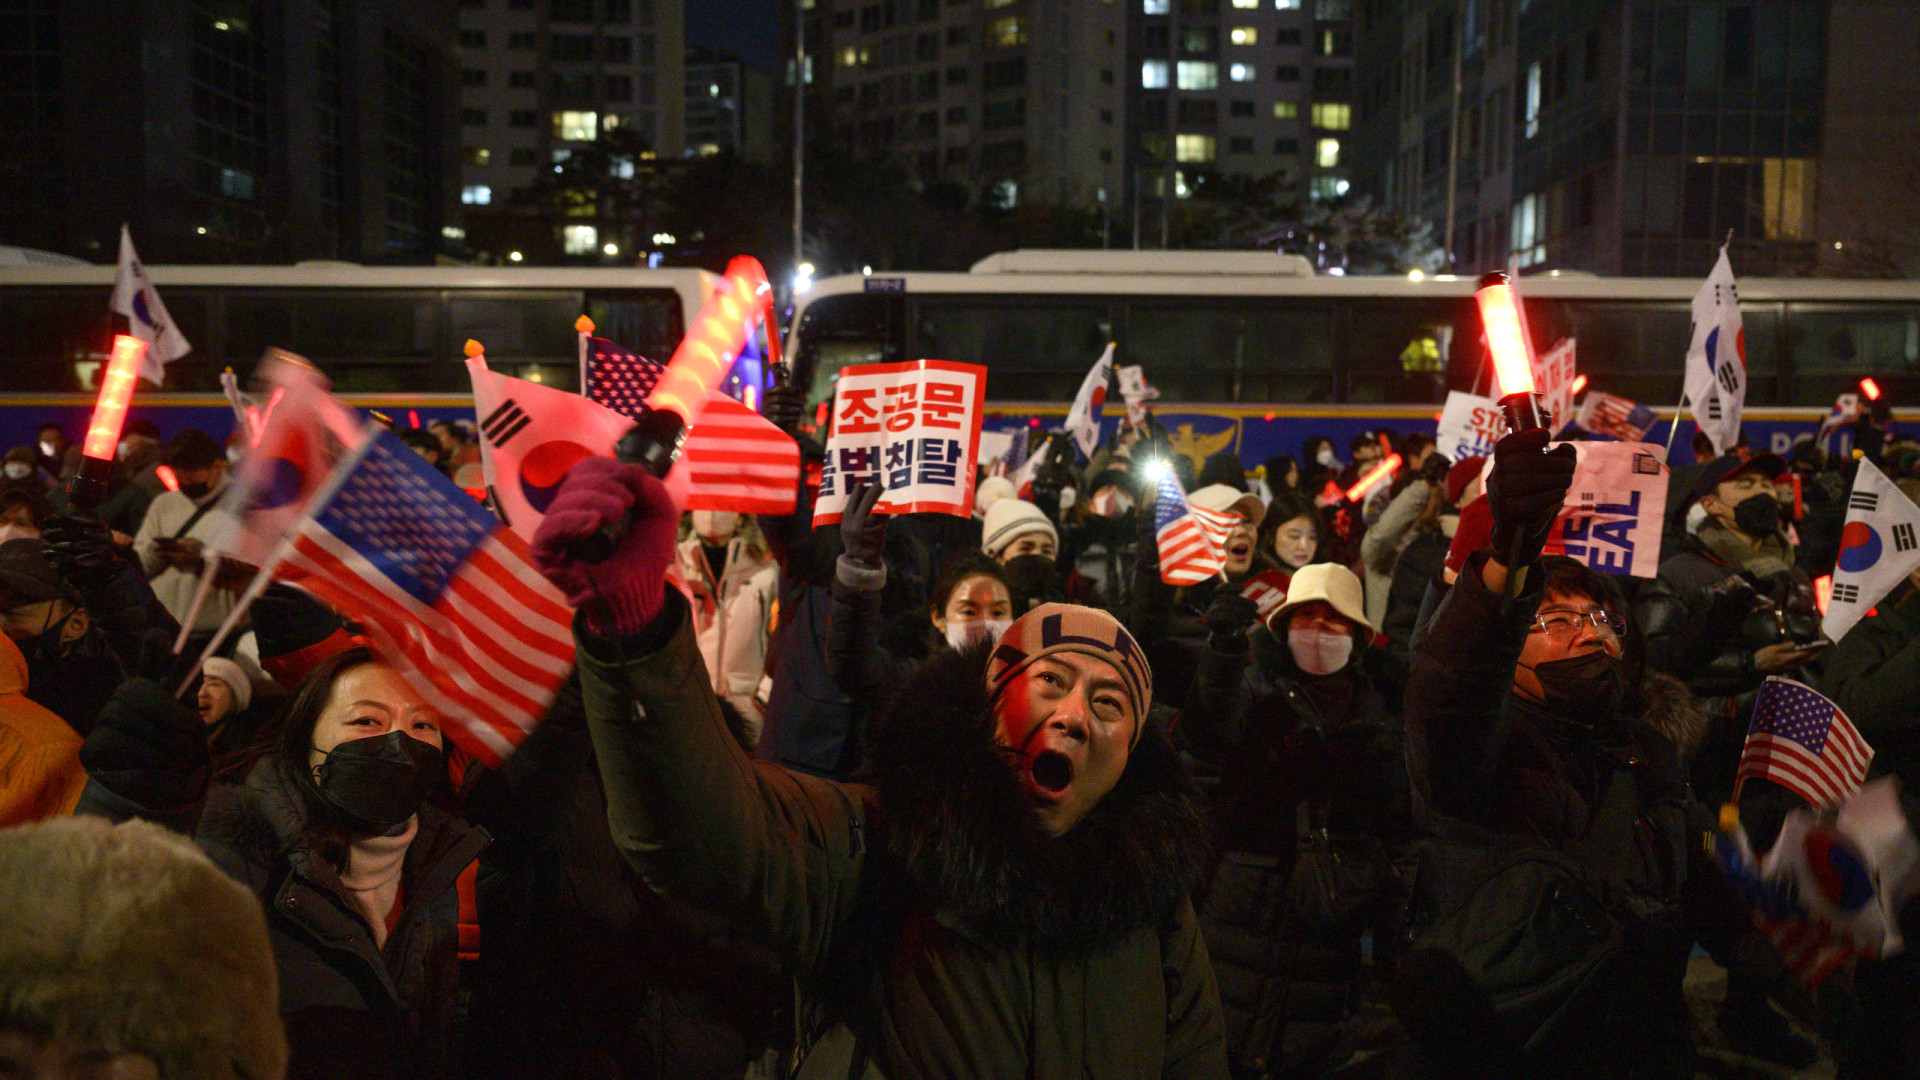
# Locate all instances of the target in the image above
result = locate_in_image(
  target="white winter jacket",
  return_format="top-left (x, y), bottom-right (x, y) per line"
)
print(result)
top-left (675, 536), bottom-right (778, 745)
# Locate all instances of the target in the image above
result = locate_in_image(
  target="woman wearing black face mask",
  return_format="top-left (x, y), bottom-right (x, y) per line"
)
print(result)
top-left (79, 646), bottom-right (485, 1079)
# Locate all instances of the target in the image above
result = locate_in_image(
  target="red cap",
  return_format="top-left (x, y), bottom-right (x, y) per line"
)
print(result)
top-left (1445, 455), bottom-right (1487, 505)
top-left (1445, 496), bottom-right (1494, 575)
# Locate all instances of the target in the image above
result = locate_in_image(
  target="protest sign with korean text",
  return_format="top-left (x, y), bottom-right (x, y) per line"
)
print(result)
top-left (1435, 391), bottom-right (1505, 464)
top-left (814, 359), bottom-right (987, 526)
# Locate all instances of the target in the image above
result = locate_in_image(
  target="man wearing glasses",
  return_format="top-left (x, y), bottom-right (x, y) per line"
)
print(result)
top-left (1396, 428), bottom-right (1713, 1079)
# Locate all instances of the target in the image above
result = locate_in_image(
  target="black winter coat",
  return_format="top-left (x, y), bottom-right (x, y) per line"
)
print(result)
top-left (1401, 553), bottom-right (1700, 1078)
top-left (83, 762), bottom-right (487, 1080)
top-left (1184, 634), bottom-right (1411, 1078)
top-left (1634, 532), bottom-right (1819, 808)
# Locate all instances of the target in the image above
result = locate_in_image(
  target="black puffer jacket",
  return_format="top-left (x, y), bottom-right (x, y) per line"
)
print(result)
top-left (1401, 553), bottom-right (1701, 1079)
top-left (1634, 529), bottom-right (1819, 808)
top-left (1184, 633), bottom-right (1411, 1078)
top-left (83, 760), bottom-right (487, 1080)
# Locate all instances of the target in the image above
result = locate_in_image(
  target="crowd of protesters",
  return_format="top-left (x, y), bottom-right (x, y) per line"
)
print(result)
top-left (2, 383), bottom-right (1917, 1080)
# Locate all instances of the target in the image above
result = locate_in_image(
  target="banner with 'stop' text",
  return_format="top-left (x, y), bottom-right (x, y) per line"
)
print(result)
top-left (814, 359), bottom-right (987, 526)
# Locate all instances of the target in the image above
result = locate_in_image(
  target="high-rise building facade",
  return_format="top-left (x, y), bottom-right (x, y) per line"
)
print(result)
top-left (1352, 0), bottom-right (1919, 277)
top-left (1125, 0), bottom-right (1359, 236)
top-left (454, 0), bottom-right (684, 260)
top-left (0, 0), bottom-right (462, 265)
top-left (685, 48), bottom-right (777, 163)
top-left (807, 0), bottom-right (1127, 214)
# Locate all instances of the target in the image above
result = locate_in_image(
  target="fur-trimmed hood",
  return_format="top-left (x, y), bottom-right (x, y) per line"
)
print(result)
top-left (860, 644), bottom-right (1211, 955)
top-left (1639, 670), bottom-right (1707, 765)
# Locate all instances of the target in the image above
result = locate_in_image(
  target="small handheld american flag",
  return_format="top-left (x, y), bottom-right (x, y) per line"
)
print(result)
top-left (1736, 677), bottom-right (1873, 809)
top-left (278, 429), bottom-right (577, 766)
top-left (584, 334), bottom-right (798, 514)
top-left (1153, 468), bottom-right (1234, 585)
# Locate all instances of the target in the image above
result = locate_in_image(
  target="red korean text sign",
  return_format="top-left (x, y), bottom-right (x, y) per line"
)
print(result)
top-left (814, 360), bottom-right (987, 526)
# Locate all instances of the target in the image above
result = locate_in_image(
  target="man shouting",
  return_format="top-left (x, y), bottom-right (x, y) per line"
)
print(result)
top-left (530, 457), bottom-right (1225, 1079)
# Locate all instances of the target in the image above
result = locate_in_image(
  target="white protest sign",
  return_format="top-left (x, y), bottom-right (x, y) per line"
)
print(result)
top-left (814, 359), bottom-right (987, 526)
top-left (978, 428), bottom-right (1015, 469)
top-left (1549, 442), bottom-right (1670, 578)
top-left (1435, 390), bottom-right (1504, 464)
top-left (1533, 337), bottom-right (1576, 431)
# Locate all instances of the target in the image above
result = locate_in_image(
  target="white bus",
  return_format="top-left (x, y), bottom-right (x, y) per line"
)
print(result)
top-left (785, 250), bottom-right (1920, 456)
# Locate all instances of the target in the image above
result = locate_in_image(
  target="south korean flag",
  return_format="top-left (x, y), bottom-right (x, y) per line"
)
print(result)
top-left (1825, 459), bottom-right (1920, 643)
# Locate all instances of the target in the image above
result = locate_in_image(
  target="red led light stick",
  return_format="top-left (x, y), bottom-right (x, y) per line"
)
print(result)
top-left (573, 256), bottom-right (776, 562)
top-left (68, 335), bottom-right (149, 511)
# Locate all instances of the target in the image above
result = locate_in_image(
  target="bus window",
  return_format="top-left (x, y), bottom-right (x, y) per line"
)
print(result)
top-left (0, 288), bottom-right (212, 392)
top-left (448, 293), bottom-right (582, 384)
top-left (795, 292), bottom-right (903, 405)
top-left (1787, 303), bottom-right (1920, 403)
top-left (915, 298), bottom-right (1109, 401)
top-left (1558, 302), bottom-right (1781, 407)
top-left (585, 289), bottom-right (685, 363)
top-left (1347, 299), bottom-right (1475, 403)
top-left (1124, 302), bottom-right (1333, 403)
top-left (226, 291), bottom-right (440, 390)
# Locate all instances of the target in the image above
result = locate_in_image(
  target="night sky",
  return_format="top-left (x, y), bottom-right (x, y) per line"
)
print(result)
top-left (686, 0), bottom-right (783, 75)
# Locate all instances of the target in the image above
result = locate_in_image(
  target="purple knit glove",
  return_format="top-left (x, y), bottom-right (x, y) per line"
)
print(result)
top-left (530, 457), bottom-right (680, 636)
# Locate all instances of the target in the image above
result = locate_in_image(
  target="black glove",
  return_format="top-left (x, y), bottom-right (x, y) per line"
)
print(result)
top-left (840, 481), bottom-right (888, 567)
top-left (1485, 428), bottom-right (1577, 568)
top-left (1203, 590), bottom-right (1260, 654)
top-left (42, 512), bottom-right (121, 591)
top-left (762, 379), bottom-right (806, 438)
top-left (80, 677), bottom-right (212, 814)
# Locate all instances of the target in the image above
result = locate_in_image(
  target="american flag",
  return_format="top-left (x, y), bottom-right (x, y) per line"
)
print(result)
top-left (583, 334), bottom-right (798, 514)
top-left (1737, 677), bottom-right (1873, 809)
top-left (280, 429), bottom-right (576, 766)
top-left (1154, 469), bottom-right (1234, 585)
top-left (1574, 392), bottom-right (1657, 443)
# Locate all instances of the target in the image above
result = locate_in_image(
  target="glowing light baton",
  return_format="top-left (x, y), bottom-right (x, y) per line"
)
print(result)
top-left (1861, 377), bottom-right (1882, 401)
top-left (1345, 454), bottom-right (1403, 502)
top-left (1571, 374), bottom-right (1588, 395)
top-left (572, 255), bottom-right (775, 563)
top-left (1475, 272), bottom-right (1549, 435)
top-left (69, 334), bottom-right (149, 510)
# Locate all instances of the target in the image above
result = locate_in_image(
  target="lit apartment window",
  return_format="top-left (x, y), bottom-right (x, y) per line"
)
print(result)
top-left (1144, 0), bottom-right (1169, 12)
top-left (1311, 102), bottom-right (1351, 129)
top-left (1230, 27), bottom-right (1257, 45)
top-left (1275, 0), bottom-right (1301, 7)
top-left (465, 147), bottom-right (491, 166)
top-left (1316, 137), bottom-right (1340, 167)
top-left (1229, 63), bottom-right (1255, 81)
top-left (989, 16), bottom-right (1026, 46)
top-left (554, 110), bottom-right (597, 140)
top-left (563, 225), bottom-right (599, 255)
top-left (1175, 134), bottom-right (1216, 162)
top-left (840, 46), bottom-right (858, 67)
top-left (1311, 176), bottom-right (1349, 199)
top-left (1142, 60), bottom-right (1169, 88)
top-left (1273, 101), bottom-right (1299, 119)
top-left (461, 185), bottom-right (492, 205)
top-left (1176, 61), bottom-right (1218, 90)
top-left (1525, 62), bottom-right (1544, 138)
top-left (1232, 0), bottom-right (1259, 6)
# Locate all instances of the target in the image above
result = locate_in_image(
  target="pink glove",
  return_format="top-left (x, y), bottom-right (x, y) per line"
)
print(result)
top-left (530, 457), bottom-right (680, 636)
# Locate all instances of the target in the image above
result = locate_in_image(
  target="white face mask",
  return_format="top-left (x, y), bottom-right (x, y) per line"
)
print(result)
top-left (1316, 447), bottom-right (1337, 467)
top-left (2, 463), bottom-right (31, 481)
top-left (0, 523), bottom-right (40, 544)
top-left (1287, 626), bottom-right (1354, 676)
top-left (944, 618), bottom-right (1012, 651)
top-left (691, 510), bottom-right (740, 544)
top-left (37, 441), bottom-right (57, 458)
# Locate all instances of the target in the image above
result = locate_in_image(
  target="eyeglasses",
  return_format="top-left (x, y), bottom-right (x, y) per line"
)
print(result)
top-left (1530, 609), bottom-right (1628, 639)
